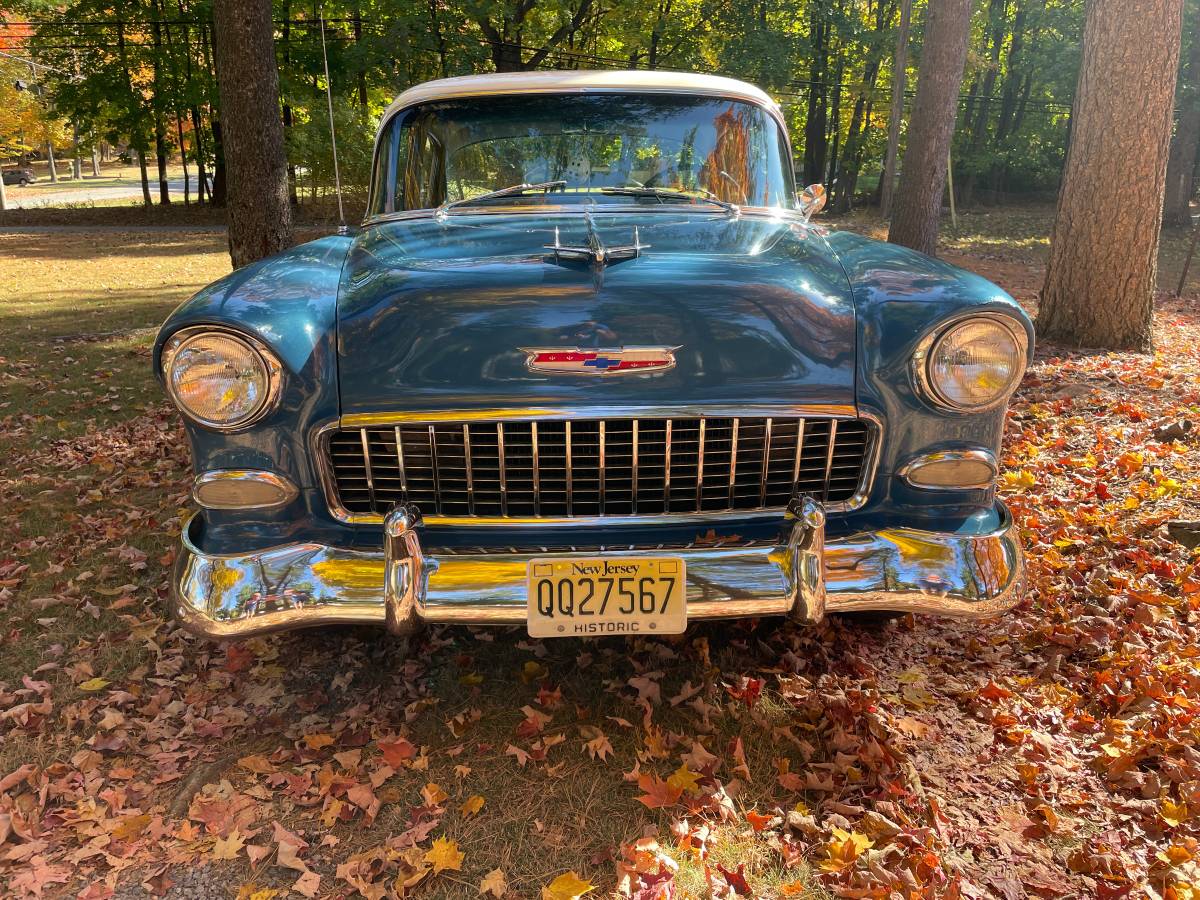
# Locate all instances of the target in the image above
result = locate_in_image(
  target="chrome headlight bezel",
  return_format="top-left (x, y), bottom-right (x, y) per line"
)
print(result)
top-left (913, 314), bottom-right (1028, 413)
top-left (161, 326), bottom-right (283, 431)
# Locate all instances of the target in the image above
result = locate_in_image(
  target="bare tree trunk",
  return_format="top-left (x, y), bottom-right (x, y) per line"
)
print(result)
top-left (1163, 12), bottom-right (1200, 229)
top-left (1038, 0), bottom-right (1183, 350)
top-left (888, 0), bottom-right (973, 256)
top-left (72, 122), bottom-right (82, 180)
top-left (136, 147), bottom-right (152, 207)
top-left (803, 9), bottom-right (829, 186)
top-left (0, 170), bottom-right (8, 210)
top-left (47, 142), bottom-right (58, 183)
top-left (91, 148), bottom-right (100, 177)
top-left (151, 13), bottom-right (171, 205)
top-left (211, 0), bottom-right (294, 267)
top-left (880, 0), bottom-right (912, 218)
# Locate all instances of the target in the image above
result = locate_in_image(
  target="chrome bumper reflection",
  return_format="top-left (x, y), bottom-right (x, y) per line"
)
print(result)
top-left (171, 502), bottom-right (1025, 639)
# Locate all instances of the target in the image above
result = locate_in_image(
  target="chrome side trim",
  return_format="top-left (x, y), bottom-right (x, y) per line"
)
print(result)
top-left (171, 502), bottom-right (1025, 639)
top-left (899, 448), bottom-right (998, 490)
top-left (191, 470), bottom-right (299, 510)
top-left (312, 408), bottom-right (884, 526)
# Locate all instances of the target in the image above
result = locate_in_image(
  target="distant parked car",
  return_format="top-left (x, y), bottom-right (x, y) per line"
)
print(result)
top-left (2, 167), bottom-right (35, 187)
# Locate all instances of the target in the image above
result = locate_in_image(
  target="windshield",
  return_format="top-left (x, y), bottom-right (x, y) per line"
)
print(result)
top-left (367, 92), bottom-right (795, 217)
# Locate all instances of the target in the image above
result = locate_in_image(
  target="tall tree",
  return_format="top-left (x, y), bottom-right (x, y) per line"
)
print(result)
top-left (879, 0), bottom-right (913, 217)
top-left (1038, 0), bottom-right (1183, 349)
top-left (211, 0), bottom-right (293, 266)
top-left (1163, 3), bottom-right (1200, 229)
top-left (472, 0), bottom-right (595, 72)
top-left (888, 0), bottom-right (975, 255)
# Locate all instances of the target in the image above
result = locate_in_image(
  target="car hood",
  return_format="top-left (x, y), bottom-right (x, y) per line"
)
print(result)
top-left (335, 211), bottom-right (856, 416)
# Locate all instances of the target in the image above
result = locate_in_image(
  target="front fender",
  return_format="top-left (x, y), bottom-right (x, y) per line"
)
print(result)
top-left (153, 234), bottom-right (354, 547)
top-left (825, 231), bottom-right (1034, 530)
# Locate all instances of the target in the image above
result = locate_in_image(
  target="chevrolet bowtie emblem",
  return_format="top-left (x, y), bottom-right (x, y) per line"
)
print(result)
top-left (521, 346), bottom-right (679, 376)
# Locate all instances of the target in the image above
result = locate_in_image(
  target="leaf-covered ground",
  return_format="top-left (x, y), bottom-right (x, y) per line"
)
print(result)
top-left (2, 209), bottom-right (1200, 899)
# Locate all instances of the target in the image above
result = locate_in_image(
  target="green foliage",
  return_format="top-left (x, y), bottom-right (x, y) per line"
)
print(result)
top-left (0, 0), bottom-right (1174, 207)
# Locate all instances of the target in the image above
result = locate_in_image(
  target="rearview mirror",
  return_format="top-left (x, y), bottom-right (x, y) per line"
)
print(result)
top-left (799, 183), bottom-right (826, 221)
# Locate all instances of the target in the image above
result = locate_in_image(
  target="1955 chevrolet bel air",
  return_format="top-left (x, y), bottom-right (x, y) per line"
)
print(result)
top-left (156, 70), bottom-right (1031, 640)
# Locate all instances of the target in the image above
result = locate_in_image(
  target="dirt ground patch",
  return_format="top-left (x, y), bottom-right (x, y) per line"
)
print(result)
top-left (2, 212), bottom-right (1200, 898)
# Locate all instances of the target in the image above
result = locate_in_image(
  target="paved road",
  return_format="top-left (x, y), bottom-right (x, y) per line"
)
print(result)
top-left (5, 177), bottom-right (193, 208)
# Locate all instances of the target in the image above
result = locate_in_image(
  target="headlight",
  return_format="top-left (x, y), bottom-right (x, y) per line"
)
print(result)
top-left (162, 329), bottom-right (282, 429)
top-left (917, 316), bottom-right (1027, 411)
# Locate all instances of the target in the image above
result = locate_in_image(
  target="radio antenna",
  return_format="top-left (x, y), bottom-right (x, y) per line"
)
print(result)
top-left (319, 10), bottom-right (347, 233)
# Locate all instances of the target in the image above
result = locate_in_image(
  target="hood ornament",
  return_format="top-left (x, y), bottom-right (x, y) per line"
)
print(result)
top-left (521, 346), bottom-right (679, 376)
top-left (544, 226), bottom-right (648, 266)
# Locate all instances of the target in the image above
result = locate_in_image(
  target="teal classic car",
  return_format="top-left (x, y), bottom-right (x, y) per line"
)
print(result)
top-left (156, 70), bottom-right (1031, 640)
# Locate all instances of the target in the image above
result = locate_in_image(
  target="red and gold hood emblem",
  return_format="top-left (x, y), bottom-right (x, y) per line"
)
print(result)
top-left (521, 347), bottom-right (679, 376)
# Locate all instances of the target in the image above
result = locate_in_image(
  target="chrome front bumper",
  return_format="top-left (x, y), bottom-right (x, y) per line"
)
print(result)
top-left (171, 500), bottom-right (1025, 639)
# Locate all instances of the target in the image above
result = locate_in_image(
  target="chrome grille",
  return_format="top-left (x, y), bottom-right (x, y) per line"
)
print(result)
top-left (325, 416), bottom-right (874, 519)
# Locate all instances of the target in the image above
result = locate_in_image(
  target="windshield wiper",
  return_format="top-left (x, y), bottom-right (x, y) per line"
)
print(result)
top-left (436, 180), bottom-right (567, 219)
top-left (599, 186), bottom-right (738, 214)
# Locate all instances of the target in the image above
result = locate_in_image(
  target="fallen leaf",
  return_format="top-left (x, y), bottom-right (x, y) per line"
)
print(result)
top-left (480, 868), bottom-right (508, 897)
top-left (542, 871), bottom-right (594, 900)
top-left (212, 829), bottom-right (245, 861)
top-left (425, 836), bottom-right (464, 873)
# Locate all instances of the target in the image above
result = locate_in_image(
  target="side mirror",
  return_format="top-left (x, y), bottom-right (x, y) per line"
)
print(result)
top-left (798, 183), bottom-right (826, 221)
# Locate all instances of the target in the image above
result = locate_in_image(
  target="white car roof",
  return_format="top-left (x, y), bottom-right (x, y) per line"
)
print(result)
top-left (379, 69), bottom-right (781, 126)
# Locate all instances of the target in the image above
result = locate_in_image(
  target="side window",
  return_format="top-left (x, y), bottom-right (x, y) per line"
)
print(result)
top-left (367, 121), bottom-right (394, 218)
top-left (400, 124), bottom-right (445, 210)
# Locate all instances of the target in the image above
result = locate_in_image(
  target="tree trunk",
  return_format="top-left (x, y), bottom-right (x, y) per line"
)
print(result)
top-left (211, 0), bottom-right (294, 267)
top-left (136, 147), bottom-right (152, 207)
top-left (353, 6), bottom-right (368, 110)
top-left (888, 0), bottom-right (973, 256)
top-left (960, 0), bottom-right (1005, 204)
top-left (47, 143), bottom-right (58, 183)
top-left (880, 0), bottom-right (912, 218)
top-left (832, 0), bottom-right (894, 214)
top-left (72, 122), bottom-right (82, 180)
top-left (803, 11), bottom-right (829, 187)
top-left (282, 6), bottom-right (299, 205)
top-left (151, 14), bottom-right (171, 205)
top-left (91, 148), bottom-right (100, 177)
top-left (1038, 0), bottom-right (1183, 350)
top-left (1163, 11), bottom-right (1200, 229)
top-left (0, 169), bottom-right (8, 210)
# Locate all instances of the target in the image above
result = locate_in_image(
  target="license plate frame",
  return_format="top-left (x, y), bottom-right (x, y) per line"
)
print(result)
top-left (526, 557), bottom-right (687, 638)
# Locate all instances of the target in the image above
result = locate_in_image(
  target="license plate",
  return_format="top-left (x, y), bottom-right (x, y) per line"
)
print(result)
top-left (526, 557), bottom-right (687, 638)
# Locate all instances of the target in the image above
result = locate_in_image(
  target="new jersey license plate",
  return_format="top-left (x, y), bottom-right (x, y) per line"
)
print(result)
top-left (526, 557), bottom-right (687, 638)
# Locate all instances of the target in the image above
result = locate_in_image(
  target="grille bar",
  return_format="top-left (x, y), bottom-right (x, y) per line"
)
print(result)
top-left (326, 415), bottom-right (875, 520)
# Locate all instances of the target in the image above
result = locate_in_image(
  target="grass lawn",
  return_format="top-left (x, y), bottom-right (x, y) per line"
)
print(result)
top-left (1, 209), bottom-right (1199, 898)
